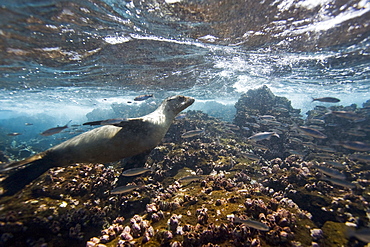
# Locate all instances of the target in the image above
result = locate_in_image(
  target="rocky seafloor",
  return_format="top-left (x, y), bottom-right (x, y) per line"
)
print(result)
top-left (0, 86), bottom-right (369, 247)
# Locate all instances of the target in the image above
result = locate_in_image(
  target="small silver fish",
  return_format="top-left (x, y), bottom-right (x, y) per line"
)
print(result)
top-left (234, 217), bottom-right (270, 231)
top-left (178, 175), bottom-right (203, 184)
top-left (324, 161), bottom-right (345, 168)
top-left (224, 129), bottom-right (235, 134)
top-left (307, 118), bottom-right (325, 125)
top-left (181, 129), bottom-right (204, 138)
top-left (314, 165), bottom-right (346, 180)
top-left (321, 176), bottom-right (355, 189)
top-left (175, 113), bottom-right (187, 120)
top-left (248, 123), bottom-right (261, 128)
top-left (111, 184), bottom-right (141, 194)
top-left (122, 167), bottom-right (153, 177)
top-left (259, 115), bottom-right (276, 120)
top-left (302, 141), bottom-right (315, 149)
top-left (241, 152), bottom-right (261, 161)
top-left (269, 128), bottom-right (283, 134)
top-left (312, 97), bottom-right (340, 103)
top-left (259, 120), bottom-right (281, 126)
top-left (7, 132), bottom-right (22, 136)
top-left (328, 110), bottom-right (364, 120)
top-left (252, 143), bottom-right (269, 151)
top-left (288, 149), bottom-right (306, 157)
top-left (298, 126), bottom-right (327, 139)
top-left (225, 123), bottom-right (240, 131)
top-left (273, 107), bottom-right (289, 113)
top-left (307, 125), bottom-right (325, 131)
top-left (248, 132), bottom-right (280, 142)
top-left (314, 153), bottom-right (334, 160)
top-left (41, 120), bottom-right (71, 136)
top-left (134, 94), bottom-right (153, 101)
top-left (349, 154), bottom-right (370, 163)
top-left (314, 145), bottom-right (336, 153)
top-left (347, 130), bottom-right (366, 137)
top-left (290, 137), bottom-right (303, 144)
top-left (339, 141), bottom-right (370, 152)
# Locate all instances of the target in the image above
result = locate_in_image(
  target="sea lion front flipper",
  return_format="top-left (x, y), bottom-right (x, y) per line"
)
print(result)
top-left (112, 119), bottom-right (154, 135)
top-left (115, 149), bottom-right (153, 186)
top-left (83, 120), bottom-right (104, 126)
top-left (112, 118), bottom-right (142, 127)
top-left (120, 149), bottom-right (153, 168)
top-left (83, 118), bottom-right (127, 126)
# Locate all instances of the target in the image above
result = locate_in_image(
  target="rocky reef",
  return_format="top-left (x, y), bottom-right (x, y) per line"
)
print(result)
top-left (0, 86), bottom-right (369, 247)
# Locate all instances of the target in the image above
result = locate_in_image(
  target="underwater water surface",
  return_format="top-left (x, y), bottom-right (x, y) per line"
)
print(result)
top-left (0, 0), bottom-right (370, 246)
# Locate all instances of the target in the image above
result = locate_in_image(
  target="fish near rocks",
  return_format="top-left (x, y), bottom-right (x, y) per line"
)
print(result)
top-left (296, 126), bottom-right (327, 139)
top-left (233, 216), bottom-right (270, 231)
top-left (178, 175), bottom-right (203, 184)
top-left (313, 164), bottom-right (346, 180)
top-left (181, 129), bottom-right (204, 138)
top-left (111, 184), bottom-right (141, 195)
top-left (0, 95), bottom-right (194, 196)
top-left (248, 132), bottom-right (280, 142)
top-left (7, 133), bottom-right (22, 136)
top-left (326, 110), bottom-right (364, 121)
top-left (122, 167), bottom-right (153, 177)
top-left (312, 97), bottom-right (340, 103)
top-left (134, 94), bottom-right (153, 101)
top-left (338, 141), bottom-right (370, 152)
top-left (41, 120), bottom-right (72, 136)
top-left (321, 176), bottom-right (356, 189)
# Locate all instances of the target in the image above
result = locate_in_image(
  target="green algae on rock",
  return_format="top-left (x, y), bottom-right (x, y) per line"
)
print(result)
top-left (322, 221), bottom-right (348, 246)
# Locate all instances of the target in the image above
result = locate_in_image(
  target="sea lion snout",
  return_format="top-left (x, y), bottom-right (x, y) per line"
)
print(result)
top-left (165, 95), bottom-right (194, 113)
top-left (180, 96), bottom-right (195, 109)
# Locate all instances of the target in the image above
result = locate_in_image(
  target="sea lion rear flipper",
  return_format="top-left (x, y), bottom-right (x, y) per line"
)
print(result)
top-left (0, 153), bottom-right (44, 172)
top-left (0, 158), bottom-right (52, 197)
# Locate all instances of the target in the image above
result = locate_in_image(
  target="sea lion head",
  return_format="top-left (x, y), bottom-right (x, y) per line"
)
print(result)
top-left (162, 95), bottom-right (194, 115)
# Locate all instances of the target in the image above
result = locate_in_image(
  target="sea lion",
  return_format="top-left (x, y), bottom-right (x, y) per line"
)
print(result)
top-left (0, 95), bottom-right (194, 196)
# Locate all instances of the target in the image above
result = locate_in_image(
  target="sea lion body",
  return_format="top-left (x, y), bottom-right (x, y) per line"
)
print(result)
top-left (48, 115), bottom-right (165, 165)
top-left (1, 95), bottom-right (194, 196)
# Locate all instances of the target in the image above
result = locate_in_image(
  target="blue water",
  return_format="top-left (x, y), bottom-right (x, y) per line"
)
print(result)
top-left (0, 0), bottom-right (369, 153)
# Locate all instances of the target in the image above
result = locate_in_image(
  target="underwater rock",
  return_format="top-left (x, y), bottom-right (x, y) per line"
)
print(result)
top-left (310, 228), bottom-right (323, 241)
top-left (321, 221), bottom-right (348, 246)
top-left (234, 85), bottom-right (303, 160)
top-left (168, 214), bottom-right (181, 233)
top-left (196, 208), bottom-right (209, 225)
